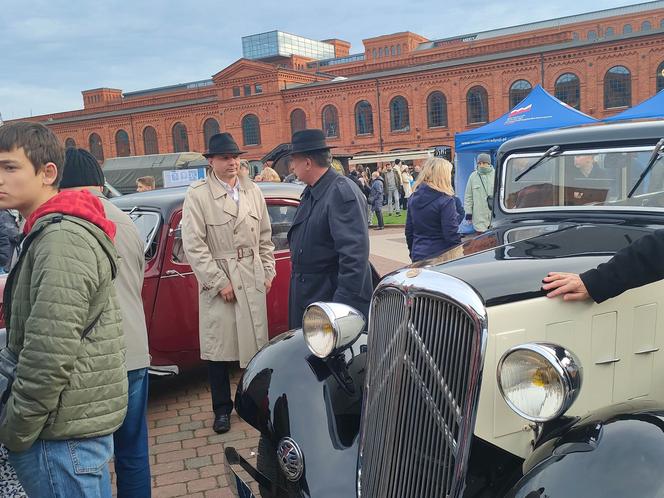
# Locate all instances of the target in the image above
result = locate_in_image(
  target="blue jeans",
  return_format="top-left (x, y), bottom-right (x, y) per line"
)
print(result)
top-left (114, 367), bottom-right (151, 498)
top-left (387, 189), bottom-right (401, 214)
top-left (9, 435), bottom-right (113, 498)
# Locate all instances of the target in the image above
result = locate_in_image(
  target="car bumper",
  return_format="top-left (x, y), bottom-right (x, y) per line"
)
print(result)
top-left (225, 446), bottom-right (291, 498)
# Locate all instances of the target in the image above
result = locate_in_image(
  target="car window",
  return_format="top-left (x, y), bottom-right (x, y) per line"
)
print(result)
top-left (503, 147), bottom-right (664, 212)
top-left (267, 204), bottom-right (297, 251)
top-left (126, 211), bottom-right (161, 259)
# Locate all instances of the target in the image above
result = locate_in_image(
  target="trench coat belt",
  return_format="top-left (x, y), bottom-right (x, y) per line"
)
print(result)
top-left (216, 247), bottom-right (256, 261)
top-left (291, 262), bottom-right (338, 274)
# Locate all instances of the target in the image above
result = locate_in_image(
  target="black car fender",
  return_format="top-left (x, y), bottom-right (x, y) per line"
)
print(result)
top-left (234, 328), bottom-right (367, 497)
top-left (505, 400), bottom-right (664, 498)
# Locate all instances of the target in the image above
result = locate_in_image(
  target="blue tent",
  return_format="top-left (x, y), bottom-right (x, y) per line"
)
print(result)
top-left (604, 89), bottom-right (664, 122)
top-left (454, 85), bottom-right (597, 206)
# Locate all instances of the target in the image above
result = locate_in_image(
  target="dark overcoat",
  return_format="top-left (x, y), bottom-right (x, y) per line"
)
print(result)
top-left (288, 168), bottom-right (373, 328)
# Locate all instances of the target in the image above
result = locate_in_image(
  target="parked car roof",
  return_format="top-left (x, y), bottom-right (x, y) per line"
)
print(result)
top-left (498, 119), bottom-right (664, 155)
top-left (111, 182), bottom-right (305, 219)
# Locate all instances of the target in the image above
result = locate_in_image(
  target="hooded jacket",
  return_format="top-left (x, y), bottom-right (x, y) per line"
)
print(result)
top-left (369, 177), bottom-right (384, 210)
top-left (0, 190), bottom-right (127, 452)
top-left (405, 183), bottom-right (461, 262)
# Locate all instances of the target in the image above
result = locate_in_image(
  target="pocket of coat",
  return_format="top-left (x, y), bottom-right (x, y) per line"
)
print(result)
top-left (67, 436), bottom-right (112, 475)
top-left (254, 260), bottom-right (266, 293)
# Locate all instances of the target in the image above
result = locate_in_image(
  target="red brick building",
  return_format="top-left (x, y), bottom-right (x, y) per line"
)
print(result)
top-left (13, 2), bottom-right (664, 162)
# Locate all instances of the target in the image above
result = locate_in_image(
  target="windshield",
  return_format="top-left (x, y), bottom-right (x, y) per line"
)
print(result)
top-left (502, 146), bottom-right (664, 212)
top-left (126, 211), bottom-right (161, 257)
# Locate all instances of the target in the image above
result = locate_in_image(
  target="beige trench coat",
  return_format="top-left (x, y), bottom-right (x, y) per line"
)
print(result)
top-left (182, 175), bottom-right (275, 367)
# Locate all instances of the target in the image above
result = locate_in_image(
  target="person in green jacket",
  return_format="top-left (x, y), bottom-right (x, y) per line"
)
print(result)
top-left (0, 122), bottom-right (127, 498)
top-left (464, 152), bottom-right (495, 233)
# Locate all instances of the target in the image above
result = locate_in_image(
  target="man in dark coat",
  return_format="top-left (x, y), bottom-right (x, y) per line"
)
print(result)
top-left (542, 230), bottom-right (664, 302)
top-left (287, 129), bottom-right (373, 329)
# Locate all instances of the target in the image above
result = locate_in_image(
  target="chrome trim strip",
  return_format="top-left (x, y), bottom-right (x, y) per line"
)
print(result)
top-left (595, 358), bottom-right (621, 365)
top-left (635, 348), bottom-right (659, 355)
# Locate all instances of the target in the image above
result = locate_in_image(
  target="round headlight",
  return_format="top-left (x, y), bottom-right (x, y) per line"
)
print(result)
top-left (302, 302), bottom-right (365, 358)
top-left (497, 343), bottom-right (582, 422)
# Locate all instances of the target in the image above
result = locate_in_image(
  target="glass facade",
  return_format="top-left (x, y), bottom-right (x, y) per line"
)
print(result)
top-left (242, 31), bottom-right (335, 61)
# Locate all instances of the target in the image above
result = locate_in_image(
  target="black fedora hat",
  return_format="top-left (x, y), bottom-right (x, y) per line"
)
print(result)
top-left (203, 133), bottom-right (245, 157)
top-left (288, 129), bottom-right (336, 155)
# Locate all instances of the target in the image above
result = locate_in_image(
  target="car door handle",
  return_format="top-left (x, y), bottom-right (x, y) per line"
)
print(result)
top-left (165, 269), bottom-right (186, 278)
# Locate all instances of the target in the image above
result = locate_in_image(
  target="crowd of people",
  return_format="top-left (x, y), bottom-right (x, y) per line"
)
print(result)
top-left (0, 124), bottom-right (374, 498)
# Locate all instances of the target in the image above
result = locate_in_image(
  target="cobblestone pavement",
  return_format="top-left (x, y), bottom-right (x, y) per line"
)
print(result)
top-left (134, 228), bottom-right (407, 497)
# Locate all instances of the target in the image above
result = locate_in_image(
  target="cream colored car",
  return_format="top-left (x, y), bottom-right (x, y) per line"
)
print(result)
top-left (226, 120), bottom-right (664, 498)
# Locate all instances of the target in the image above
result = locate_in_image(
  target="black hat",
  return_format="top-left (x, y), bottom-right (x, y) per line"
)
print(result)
top-left (203, 132), bottom-right (245, 157)
top-left (288, 129), bottom-right (336, 155)
top-left (61, 147), bottom-right (105, 188)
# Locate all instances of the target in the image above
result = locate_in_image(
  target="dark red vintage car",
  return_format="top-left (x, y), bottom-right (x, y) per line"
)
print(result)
top-left (110, 182), bottom-right (304, 375)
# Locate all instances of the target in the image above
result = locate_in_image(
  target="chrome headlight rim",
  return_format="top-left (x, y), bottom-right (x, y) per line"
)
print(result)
top-left (497, 342), bottom-right (582, 423)
top-left (302, 302), bottom-right (366, 359)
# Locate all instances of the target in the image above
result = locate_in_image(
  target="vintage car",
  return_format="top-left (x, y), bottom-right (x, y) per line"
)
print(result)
top-left (110, 182), bottom-right (304, 375)
top-left (225, 119), bottom-right (664, 497)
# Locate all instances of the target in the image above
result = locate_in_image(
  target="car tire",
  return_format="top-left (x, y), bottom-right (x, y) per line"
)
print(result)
top-left (256, 435), bottom-right (300, 497)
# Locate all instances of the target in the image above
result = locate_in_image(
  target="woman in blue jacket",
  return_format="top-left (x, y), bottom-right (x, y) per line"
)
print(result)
top-left (405, 157), bottom-right (462, 262)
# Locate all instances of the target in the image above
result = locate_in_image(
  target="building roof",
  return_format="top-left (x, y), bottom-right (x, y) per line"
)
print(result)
top-left (123, 79), bottom-right (213, 98)
top-left (288, 26), bottom-right (664, 91)
top-left (419, 0), bottom-right (664, 49)
top-left (39, 97), bottom-right (217, 126)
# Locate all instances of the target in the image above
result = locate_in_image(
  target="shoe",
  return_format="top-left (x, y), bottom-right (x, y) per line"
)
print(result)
top-left (213, 414), bottom-right (231, 434)
top-left (377, 227), bottom-right (384, 230)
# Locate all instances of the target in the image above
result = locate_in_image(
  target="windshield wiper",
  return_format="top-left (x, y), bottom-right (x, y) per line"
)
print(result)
top-left (514, 145), bottom-right (562, 182)
top-left (627, 137), bottom-right (664, 198)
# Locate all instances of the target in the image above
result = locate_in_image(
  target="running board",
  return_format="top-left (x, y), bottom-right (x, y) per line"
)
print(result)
top-left (149, 365), bottom-right (179, 377)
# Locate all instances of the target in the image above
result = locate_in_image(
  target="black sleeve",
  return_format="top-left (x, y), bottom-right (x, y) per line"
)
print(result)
top-left (580, 229), bottom-right (664, 303)
top-left (329, 180), bottom-right (371, 305)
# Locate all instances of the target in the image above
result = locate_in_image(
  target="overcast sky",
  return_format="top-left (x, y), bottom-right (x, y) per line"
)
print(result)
top-left (1, 0), bottom-right (643, 120)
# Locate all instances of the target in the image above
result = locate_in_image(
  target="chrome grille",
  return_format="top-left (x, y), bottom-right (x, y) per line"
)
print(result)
top-left (358, 272), bottom-right (486, 498)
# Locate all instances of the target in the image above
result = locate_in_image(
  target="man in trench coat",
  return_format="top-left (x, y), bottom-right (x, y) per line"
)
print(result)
top-left (182, 133), bottom-right (275, 434)
top-left (287, 129), bottom-right (373, 329)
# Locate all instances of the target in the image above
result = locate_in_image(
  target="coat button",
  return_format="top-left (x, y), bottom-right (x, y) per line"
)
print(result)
top-left (251, 228), bottom-right (255, 232)
top-left (237, 285), bottom-right (243, 290)
top-left (298, 249), bottom-right (303, 254)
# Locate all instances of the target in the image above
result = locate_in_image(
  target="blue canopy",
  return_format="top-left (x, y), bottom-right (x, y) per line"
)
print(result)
top-left (455, 85), bottom-right (597, 153)
top-left (604, 89), bottom-right (664, 122)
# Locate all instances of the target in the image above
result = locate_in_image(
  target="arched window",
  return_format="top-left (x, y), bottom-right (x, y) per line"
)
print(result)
top-left (606, 27), bottom-right (615, 36)
top-left (623, 24), bottom-right (632, 34)
top-left (427, 91), bottom-right (448, 128)
top-left (321, 105), bottom-right (339, 138)
top-left (467, 86), bottom-right (489, 125)
top-left (587, 30), bottom-right (598, 41)
top-left (555, 73), bottom-right (581, 110)
top-left (378, 48), bottom-right (383, 58)
top-left (661, 19), bottom-right (664, 29)
top-left (143, 126), bottom-right (158, 155)
top-left (391, 46), bottom-right (396, 56)
top-left (115, 129), bottom-right (131, 157)
top-left (290, 109), bottom-right (307, 134)
top-left (172, 122), bottom-right (190, 152)
top-left (509, 80), bottom-right (532, 108)
top-left (89, 133), bottom-right (104, 163)
top-left (656, 61), bottom-right (664, 93)
top-left (241, 114), bottom-right (261, 146)
top-left (397, 45), bottom-right (401, 55)
top-left (642, 21), bottom-right (652, 31)
top-left (355, 100), bottom-right (374, 135)
top-left (372, 48), bottom-right (377, 59)
top-left (64, 138), bottom-right (76, 148)
top-left (572, 32), bottom-right (579, 40)
top-left (203, 118), bottom-right (220, 147)
top-left (604, 66), bottom-right (632, 109)
top-left (389, 96), bottom-right (410, 132)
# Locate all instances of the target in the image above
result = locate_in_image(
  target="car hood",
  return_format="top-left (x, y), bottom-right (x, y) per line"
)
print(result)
top-left (411, 222), bottom-right (662, 306)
